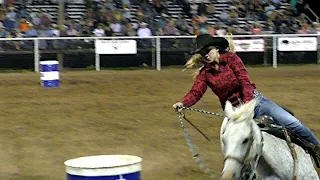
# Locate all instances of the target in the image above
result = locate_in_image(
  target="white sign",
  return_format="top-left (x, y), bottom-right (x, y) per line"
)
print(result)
top-left (95, 40), bottom-right (137, 54)
top-left (233, 39), bottom-right (265, 52)
top-left (278, 37), bottom-right (317, 51)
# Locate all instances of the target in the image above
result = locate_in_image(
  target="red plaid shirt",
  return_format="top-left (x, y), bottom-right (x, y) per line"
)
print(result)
top-left (181, 52), bottom-right (256, 109)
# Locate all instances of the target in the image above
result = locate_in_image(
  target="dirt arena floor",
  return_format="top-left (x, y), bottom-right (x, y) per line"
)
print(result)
top-left (0, 65), bottom-right (319, 180)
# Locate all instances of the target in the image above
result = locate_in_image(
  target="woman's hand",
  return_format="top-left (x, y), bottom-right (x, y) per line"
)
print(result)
top-left (173, 102), bottom-right (184, 113)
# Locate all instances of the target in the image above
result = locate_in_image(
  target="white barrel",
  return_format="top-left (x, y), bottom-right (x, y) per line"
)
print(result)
top-left (64, 155), bottom-right (142, 180)
top-left (40, 60), bottom-right (59, 88)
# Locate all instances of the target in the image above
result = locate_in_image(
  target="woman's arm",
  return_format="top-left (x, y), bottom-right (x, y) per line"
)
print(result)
top-left (181, 72), bottom-right (208, 107)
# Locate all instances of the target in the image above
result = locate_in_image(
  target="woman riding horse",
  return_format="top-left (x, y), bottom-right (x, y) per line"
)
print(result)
top-left (172, 34), bottom-right (320, 158)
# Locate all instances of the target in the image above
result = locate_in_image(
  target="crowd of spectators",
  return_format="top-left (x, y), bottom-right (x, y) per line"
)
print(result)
top-left (0, 0), bottom-right (319, 50)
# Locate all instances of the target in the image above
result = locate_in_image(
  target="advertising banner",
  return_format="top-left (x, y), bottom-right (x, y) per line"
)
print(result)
top-left (233, 39), bottom-right (265, 52)
top-left (278, 37), bottom-right (317, 51)
top-left (95, 40), bottom-right (137, 54)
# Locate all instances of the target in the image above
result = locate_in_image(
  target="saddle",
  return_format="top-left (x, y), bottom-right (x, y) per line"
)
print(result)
top-left (254, 115), bottom-right (320, 168)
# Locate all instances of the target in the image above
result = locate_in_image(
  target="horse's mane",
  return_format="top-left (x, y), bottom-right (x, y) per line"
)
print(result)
top-left (229, 99), bottom-right (258, 122)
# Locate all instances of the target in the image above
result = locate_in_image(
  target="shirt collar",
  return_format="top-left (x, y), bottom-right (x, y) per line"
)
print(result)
top-left (204, 57), bottom-right (227, 71)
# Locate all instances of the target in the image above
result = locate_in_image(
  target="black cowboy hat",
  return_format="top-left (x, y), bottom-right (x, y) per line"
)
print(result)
top-left (191, 34), bottom-right (229, 54)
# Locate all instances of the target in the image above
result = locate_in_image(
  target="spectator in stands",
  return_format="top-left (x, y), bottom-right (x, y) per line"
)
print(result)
top-left (251, 23), bottom-right (262, 35)
top-left (32, 13), bottom-right (41, 27)
top-left (229, 10), bottom-right (239, 25)
top-left (80, 25), bottom-right (92, 36)
top-left (177, 17), bottom-right (193, 35)
top-left (60, 25), bottom-right (68, 37)
top-left (3, 16), bottom-right (16, 32)
top-left (248, 0), bottom-right (266, 21)
top-left (155, 28), bottom-right (164, 36)
top-left (155, 14), bottom-right (167, 30)
top-left (180, 0), bottom-right (192, 18)
top-left (121, 0), bottom-right (131, 9)
top-left (104, 0), bottom-right (116, 11)
top-left (205, 2), bottom-right (215, 16)
top-left (137, 22), bottom-right (151, 37)
top-left (6, 7), bottom-right (17, 20)
top-left (16, 5), bottom-right (28, 19)
top-left (152, 0), bottom-right (166, 14)
top-left (110, 20), bottom-right (122, 35)
top-left (197, 2), bottom-right (206, 15)
top-left (264, 1), bottom-right (276, 18)
top-left (19, 18), bottom-right (29, 32)
top-left (219, 11), bottom-right (230, 25)
top-left (266, 19), bottom-right (276, 32)
top-left (197, 13), bottom-right (208, 25)
top-left (0, 25), bottom-right (9, 38)
top-left (122, 7), bottom-right (131, 20)
top-left (163, 20), bottom-right (180, 36)
top-left (297, 23), bottom-right (309, 34)
top-left (271, 0), bottom-right (284, 9)
top-left (24, 23), bottom-right (38, 37)
top-left (206, 24), bottom-right (215, 36)
top-left (67, 24), bottom-right (79, 36)
top-left (92, 23), bottom-right (105, 37)
top-left (215, 24), bottom-right (226, 36)
top-left (51, 24), bottom-right (60, 37)
top-left (234, 1), bottom-right (246, 18)
top-left (189, 1), bottom-right (198, 16)
top-left (123, 23), bottom-right (136, 36)
top-left (113, 9), bottom-right (122, 22)
top-left (95, 9), bottom-right (107, 25)
top-left (199, 23), bottom-right (207, 34)
top-left (104, 25), bottom-right (113, 36)
top-left (226, 25), bottom-right (238, 35)
top-left (232, 24), bottom-right (246, 35)
top-left (42, 24), bottom-right (53, 37)
top-left (40, 10), bottom-right (52, 27)
top-left (192, 24), bottom-right (201, 35)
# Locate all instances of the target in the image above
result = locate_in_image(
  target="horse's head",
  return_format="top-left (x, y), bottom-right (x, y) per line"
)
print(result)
top-left (220, 99), bottom-right (263, 180)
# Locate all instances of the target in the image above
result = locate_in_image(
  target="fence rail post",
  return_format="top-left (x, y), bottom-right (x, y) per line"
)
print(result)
top-left (34, 39), bottom-right (39, 72)
top-left (272, 36), bottom-right (277, 68)
top-left (94, 39), bottom-right (100, 71)
top-left (156, 37), bottom-right (161, 71)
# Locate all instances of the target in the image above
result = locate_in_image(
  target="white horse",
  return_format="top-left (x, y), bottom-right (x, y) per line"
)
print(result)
top-left (220, 99), bottom-right (319, 180)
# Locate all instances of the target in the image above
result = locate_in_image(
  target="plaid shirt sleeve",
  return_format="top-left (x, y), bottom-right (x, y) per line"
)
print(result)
top-left (181, 71), bottom-right (208, 107)
top-left (227, 53), bottom-right (254, 103)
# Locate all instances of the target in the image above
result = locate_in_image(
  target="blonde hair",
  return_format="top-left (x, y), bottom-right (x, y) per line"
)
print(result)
top-left (226, 33), bottom-right (235, 53)
top-left (183, 53), bottom-right (204, 78)
top-left (184, 34), bottom-right (236, 78)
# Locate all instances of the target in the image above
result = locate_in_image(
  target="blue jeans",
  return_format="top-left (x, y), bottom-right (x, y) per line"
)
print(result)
top-left (253, 93), bottom-right (320, 145)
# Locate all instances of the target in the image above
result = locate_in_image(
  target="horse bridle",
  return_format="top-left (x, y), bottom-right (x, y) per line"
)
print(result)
top-left (223, 122), bottom-right (264, 180)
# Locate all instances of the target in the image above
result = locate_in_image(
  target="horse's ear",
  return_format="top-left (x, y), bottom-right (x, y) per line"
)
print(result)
top-left (224, 101), bottom-right (234, 118)
top-left (245, 99), bottom-right (257, 120)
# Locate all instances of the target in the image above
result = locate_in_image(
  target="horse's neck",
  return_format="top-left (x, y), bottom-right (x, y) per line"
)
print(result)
top-left (256, 132), bottom-right (319, 180)
top-left (248, 121), bottom-right (263, 158)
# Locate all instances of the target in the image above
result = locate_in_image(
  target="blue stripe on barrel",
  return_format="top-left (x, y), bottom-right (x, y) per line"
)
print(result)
top-left (64, 155), bottom-right (142, 180)
top-left (40, 61), bottom-right (59, 88)
top-left (66, 171), bottom-right (140, 180)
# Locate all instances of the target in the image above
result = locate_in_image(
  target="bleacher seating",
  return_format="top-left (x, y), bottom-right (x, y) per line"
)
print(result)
top-left (14, 0), bottom-right (293, 32)
top-left (23, 2), bottom-right (86, 23)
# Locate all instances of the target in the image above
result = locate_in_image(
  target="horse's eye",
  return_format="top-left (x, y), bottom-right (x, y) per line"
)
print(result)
top-left (242, 138), bottom-right (249, 144)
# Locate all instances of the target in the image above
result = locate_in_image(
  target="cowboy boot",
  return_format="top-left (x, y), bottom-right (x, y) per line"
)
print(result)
top-left (313, 145), bottom-right (320, 156)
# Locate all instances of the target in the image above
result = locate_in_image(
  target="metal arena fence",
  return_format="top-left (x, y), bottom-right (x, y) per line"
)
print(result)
top-left (0, 34), bottom-right (319, 71)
